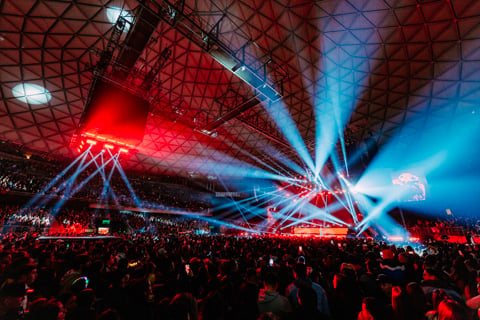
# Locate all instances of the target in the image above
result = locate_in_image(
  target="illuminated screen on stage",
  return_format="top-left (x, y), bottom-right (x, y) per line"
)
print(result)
top-left (79, 79), bottom-right (150, 146)
top-left (391, 169), bottom-right (428, 202)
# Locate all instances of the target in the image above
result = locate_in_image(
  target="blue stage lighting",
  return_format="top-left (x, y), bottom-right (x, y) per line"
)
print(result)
top-left (24, 149), bottom-right (90, 208)
top-left (51, 152), bottom-right (117, 215)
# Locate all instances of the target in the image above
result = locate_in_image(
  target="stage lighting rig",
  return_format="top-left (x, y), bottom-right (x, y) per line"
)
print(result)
top-left (73, 5), bottom-right (172, 158)
top-left (194, 128), bottom-right (218, 138)
top-left (71, 132), bottom-right (136, 158)
top-left (71, 78), bottom-right (150, 157)
top-left (149, 0), bottom-right (286, 101)
top-left (143, 0), bottom-right (287, 135)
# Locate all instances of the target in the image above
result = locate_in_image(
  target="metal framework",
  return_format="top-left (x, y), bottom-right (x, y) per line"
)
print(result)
top-left (0, 0), bottom-right (479, 175)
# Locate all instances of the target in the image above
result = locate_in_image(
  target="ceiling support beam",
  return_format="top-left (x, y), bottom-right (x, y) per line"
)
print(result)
top-left (142, 0), bottom-right (284, 132)
top-left (201, 95), bottom-right (266, 133)
top-left (113, 6), bottom-right (162, 80)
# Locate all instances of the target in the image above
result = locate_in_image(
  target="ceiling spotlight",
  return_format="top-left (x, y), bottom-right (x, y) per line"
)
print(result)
top-left (194, 128), bottom-right (217, 138)
top-left (231, 63), bottom-right (242, 72)
top-left (106, 7), bottom-right (133, 32)
top-left (12, 83), bottom-right (51, 105)
top-left (86, 139), bottom-right (97, 145)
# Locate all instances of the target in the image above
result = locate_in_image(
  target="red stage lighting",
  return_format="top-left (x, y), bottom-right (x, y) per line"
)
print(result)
top-left (387, 236), bottom-right (404, 242)
top-left (71, 78), bottom-right (150, 157)
top-left (86, 139), bottom-right (97, 145)
top-left (78, 79), bottom-right (149, 146)
top-left (71, 132), bottom-right (137, 158)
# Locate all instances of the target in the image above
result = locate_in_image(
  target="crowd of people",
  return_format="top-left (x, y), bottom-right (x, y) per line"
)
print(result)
top-left (2, 144), bottom-right (480, 320)
top-left (0, 153), bottom-right (212, 212)
top-left (1, 228), bottom-right (480, 320)
top-left (0, 206), bottom-right (52, 230)
top-left (407, 217), bottom-right (480, 238)
top-left (0, 204), bottom-right (211, 237)
top-left (0, 206), bottom-right (97, 235)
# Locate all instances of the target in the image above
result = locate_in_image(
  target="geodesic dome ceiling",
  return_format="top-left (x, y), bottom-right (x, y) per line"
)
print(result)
top-left (1, 0), bottom-right (480, 176)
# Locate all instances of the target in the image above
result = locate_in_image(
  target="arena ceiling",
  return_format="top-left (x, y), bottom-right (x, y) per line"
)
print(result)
top-left (1, 0), bottom-right (480, 177)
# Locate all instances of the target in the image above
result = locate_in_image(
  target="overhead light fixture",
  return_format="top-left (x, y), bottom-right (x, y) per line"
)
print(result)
top-left (231, 63), bottom-right (243, 72)
top-left (210, 48), bottom-right (282, 101)
top-left (106, 7), bottom-right (133, 32)
top-left (12, 83), bottom-right (51, 105)
top-left (194, 128), bottom-right (218, 138)
top-left (86, 139), bottom-right (97, 145)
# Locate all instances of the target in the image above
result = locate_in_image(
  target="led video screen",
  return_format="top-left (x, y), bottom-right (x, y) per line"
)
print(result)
top-left (391, 169), bottom-right (428, 202)
top-left (79, 79), bottom-right (150, 146)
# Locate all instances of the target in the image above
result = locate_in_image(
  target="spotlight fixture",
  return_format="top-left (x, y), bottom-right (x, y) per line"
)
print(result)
top-left (12, 83), bottom-right (51, 105)
top-left (209, 47), bottom-right (282, 102)
top-left (194, 128), bottom-right (218, 138)
top-left (86, 139), bottom-right (97, 145)
top-left (106, 7), bottom-right (133, 32)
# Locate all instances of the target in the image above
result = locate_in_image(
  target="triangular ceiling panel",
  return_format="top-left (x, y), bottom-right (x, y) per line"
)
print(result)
top-left (1, 15), bottom-right (25, 32)
top-left (0, 0), bottom-right (478, 177)
top-left (2, 0), bottom-right (36, 15)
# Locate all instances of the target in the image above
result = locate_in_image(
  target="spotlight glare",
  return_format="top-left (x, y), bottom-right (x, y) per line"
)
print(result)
top-left (106, 7), bottom-right (133, 32)
top-left (86, 139), bottom-right (97, 145)
top-left (12, 83), bottom-right (51, 104)
top-left (387, 236), bottom-right (404, 242)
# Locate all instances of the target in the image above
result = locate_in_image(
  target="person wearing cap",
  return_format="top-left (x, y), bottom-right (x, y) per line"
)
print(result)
top-left (0, 282), bottom-right (26, 320)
